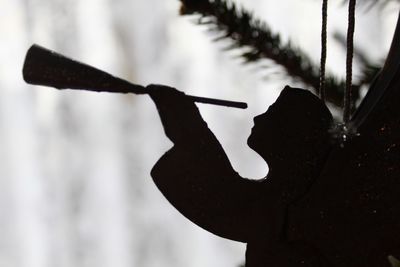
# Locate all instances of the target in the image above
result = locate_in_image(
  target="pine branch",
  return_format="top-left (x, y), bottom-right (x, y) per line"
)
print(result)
top-left (179, 0), bottom-right (355, 108)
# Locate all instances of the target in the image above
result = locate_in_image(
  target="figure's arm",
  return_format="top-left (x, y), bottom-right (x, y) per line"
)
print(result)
top-left (148, 84), bottom-right (211, 145)
top-left (148, 84), bottom-right (263, 242)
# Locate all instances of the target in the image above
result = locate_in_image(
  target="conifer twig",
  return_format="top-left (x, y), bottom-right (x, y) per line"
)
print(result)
top-left (179, 0), bottom-right (354, 107)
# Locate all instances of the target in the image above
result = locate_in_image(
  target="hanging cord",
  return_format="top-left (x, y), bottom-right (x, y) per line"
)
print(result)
top-left (319, 0), bottom-right (328, 102)
top-left (343, 0), bottom-right (357, 123)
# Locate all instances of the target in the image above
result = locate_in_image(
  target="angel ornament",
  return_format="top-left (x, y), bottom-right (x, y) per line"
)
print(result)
top-left (150, 5), bottom-right (400, 267)
top-left (23, 2), bottom-right (400, 266)
top-left (150, 84), bottom-right (332, 266)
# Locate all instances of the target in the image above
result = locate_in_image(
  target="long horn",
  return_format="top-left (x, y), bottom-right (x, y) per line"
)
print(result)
top-left (23, 44), bottom-right (247, 109)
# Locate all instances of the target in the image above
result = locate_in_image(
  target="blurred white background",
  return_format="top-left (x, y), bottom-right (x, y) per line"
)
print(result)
top-left (0, 0), bottom-right (398, 266)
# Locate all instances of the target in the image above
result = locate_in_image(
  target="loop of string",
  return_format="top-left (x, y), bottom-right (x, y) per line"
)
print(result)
top-left (319, 0), bottom-right (328, 102)
top-left (320, 0), bottom-right (356, 124)
top-left (343, 0), bottom-right (356, 123)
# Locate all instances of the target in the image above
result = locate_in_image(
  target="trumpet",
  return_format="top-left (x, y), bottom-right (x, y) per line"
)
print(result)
top-left (23, 44), bottom-right (247, 109)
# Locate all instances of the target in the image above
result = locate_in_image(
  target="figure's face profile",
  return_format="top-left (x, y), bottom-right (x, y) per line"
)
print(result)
top-left (247, 104), bottom-right (281, 158)
top-left (247, 86), bottom-right (333, 165)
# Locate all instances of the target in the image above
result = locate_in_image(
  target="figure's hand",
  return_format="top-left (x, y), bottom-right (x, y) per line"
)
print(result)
top-left (147, 84), bottom-right (205, 143)
top-left (148, 84), bottom-right (188, 111)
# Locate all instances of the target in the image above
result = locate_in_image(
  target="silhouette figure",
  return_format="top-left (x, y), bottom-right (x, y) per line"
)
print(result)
top-left (149, 85), bottom-right (333, 266)
top-left (21, 10), bottom-right (400, 267)
top-left (150, 12), bottom-right (400, 267)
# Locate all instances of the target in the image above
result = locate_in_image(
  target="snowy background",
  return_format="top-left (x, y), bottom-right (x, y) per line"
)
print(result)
top-left (0, 0), bottom-right (398, 266)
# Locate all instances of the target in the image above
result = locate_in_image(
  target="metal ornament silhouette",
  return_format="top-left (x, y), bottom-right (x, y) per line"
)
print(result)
top-left (22, 11), bottom-right (400, 267)
top-left (149, 84), bottom-right (333, 266)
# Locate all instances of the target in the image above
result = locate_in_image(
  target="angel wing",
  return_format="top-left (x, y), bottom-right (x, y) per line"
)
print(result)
top-left (287, 10), bottom-right (400, 267)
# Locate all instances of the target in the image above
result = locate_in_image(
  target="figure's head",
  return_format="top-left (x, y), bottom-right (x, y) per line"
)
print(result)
top-left (248, 86), bottom-right (333, 169)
